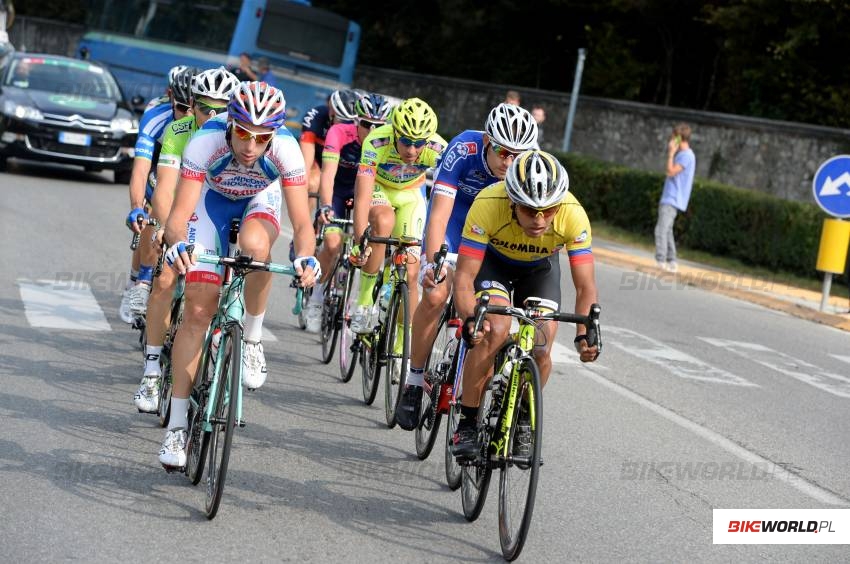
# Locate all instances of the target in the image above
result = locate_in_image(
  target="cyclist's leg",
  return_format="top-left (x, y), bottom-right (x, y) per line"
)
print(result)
top-left (128, 187), bottom-right (157, 315)
top-left (351, 188), bottom-right (393, 333)
top-left (309, 192), bottom-right (347, 330)
top-left (238, 184), bottom-right (282, 389)
top-left (512, 254), bottom-right (562, 387)
top-left (389, 185), bottom-right (426, 320)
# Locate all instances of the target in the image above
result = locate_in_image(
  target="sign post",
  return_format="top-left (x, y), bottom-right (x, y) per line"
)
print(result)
top-left (812, 155), bottom-right (850, 311)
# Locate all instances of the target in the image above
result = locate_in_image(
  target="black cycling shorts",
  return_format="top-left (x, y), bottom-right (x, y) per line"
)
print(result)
top-left (473, 249), bottom-right (561, 309)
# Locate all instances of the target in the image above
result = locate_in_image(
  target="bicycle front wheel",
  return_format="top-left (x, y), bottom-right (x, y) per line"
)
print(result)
top-left (384, 283), bottom-right (409, 428)
top-left (185, 329), bottom-right (214, 485)
top-left (320, 276), bottom-right (340, 364)
top-left (498, 358), bottom-right (543, 561)
top-left (204, 325), bottom-right (241, 519)
top-left (338, 266), bottom-right (359, 382)
top-left (157, 353), bottom-right (172, 428)
top-left (415, 311), bottom-right (450, 459)
top-left (444, 401), bottom-right (462, 490)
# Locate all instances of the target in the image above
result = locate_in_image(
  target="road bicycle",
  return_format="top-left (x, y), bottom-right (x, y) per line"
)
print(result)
top-left (459, 294), bottom-right (602, 560)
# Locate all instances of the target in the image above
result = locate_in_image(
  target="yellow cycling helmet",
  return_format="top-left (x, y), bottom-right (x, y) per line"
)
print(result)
top-left (391, 97), bottom-right (438, 139)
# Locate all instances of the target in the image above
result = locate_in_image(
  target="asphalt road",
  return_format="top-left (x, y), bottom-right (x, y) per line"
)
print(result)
top-left (1, 161), bottom-right (848, 562)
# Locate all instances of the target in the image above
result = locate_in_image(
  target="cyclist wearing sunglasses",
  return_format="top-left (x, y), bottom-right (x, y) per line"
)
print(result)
top-left (350, 97), bottom-right (447, 335)
top-left (450, 150), bottom-right (600, 458)
top-left (395, 103), bottom-right (538, 430)
top-left (304, 93), bottom-right (393, 332)
top-left (158, 81), bottom-right (318, 469)
top-left (133, 66), bottom-right (240, 413)
top-left (121, 66), bottom-right (196, 326)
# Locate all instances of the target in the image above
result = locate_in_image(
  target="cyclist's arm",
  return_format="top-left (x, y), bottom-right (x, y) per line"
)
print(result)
top-left (318, 160), bottom-right (339, 209)
top-left (423, 190), bottom-right (454, 262)
top-left (353, 172), bottom-right (375, 241)
top-left (300, 140), bottom-right (316, 176)
top-left (164, 176), bottom-right (201, 246)
top-left (284, 182), bottom-right (316, 258)
top-left (128, 156), bottom-right (152, 210)
top-left (453, 254), bottom-right (483, 321)
top-left (569, 260), bottom-right (598, 338)
top-left (152, 164), bottom-right (178, 225)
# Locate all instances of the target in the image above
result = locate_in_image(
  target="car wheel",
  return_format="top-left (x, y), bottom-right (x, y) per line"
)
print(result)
top-left (113, 168), bottom-right (132, 185)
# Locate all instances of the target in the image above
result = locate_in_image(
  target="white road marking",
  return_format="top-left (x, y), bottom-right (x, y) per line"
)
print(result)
top-left (701, 338), bottom-right (850, 399)
top-left (18, 279), bottom-right (111, 331)
top-left (830, 354), bottom-right (850, 365)
top-left (605, 326), bottom-right (758, 387)
top-left (262, 327), bottom-right (278, 342)
top-left (581, 368), bottom-right (848, 505)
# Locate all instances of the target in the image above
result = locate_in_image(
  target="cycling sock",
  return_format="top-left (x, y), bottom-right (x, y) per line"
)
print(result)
top-left (458, 405), bottom-right (478, 429)
top-left (138, 264), bottom-right (154, 284)
top-left (243, 311), bottom-right (265, 343)
top-left (169, 397), bottom-right (189, 431)
top-left (357, 271), bottom-right (378, 306)
top-left (144, 345), bottom-right (163, 375)
top-left (127, 269), bottom-right (139, 288)
top-left (407, 366), bottom-right (425, 387)
top-left (310, 282), bottom-right (324, 303)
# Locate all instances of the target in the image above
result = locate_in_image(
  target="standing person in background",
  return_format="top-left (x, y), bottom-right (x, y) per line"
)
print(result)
top-left (230, 52), bottom-right (257, 82)
top-left (654, 123), bottom-right (696, 273)
top-left (504, 90), bottom-right (521, 106)
top-left (0, 0), bottom-right (13, 46)
top-left (256, 57), bottom-right (275, 86)
top-left (531, 105), bottom-right (546, 149)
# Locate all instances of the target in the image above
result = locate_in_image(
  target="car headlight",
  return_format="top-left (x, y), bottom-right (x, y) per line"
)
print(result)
top-left (3, 100), bottom-right (44, 121)
top-left (110, 117), bottom-right (138, 133)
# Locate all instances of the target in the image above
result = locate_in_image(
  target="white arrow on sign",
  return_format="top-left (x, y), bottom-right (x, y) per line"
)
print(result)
top-left (819, 172), bottom-right (850, 196)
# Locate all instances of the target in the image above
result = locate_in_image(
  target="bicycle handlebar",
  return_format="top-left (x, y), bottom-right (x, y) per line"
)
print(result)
top-left (358, 225), bottom-right (422, 250)
top-left (432, 243), bottom-right (449, 284)
top-left (130, 216), bottom-right (160, 250)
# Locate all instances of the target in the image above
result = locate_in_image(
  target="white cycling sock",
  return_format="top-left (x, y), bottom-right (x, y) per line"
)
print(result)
top-left (407, 366), bottom-right (425, 387)
top-left (144, 345), bottom-right (163, 376)
top-left (310, 282), bottom-right (325, 303)
top-left (169, 397), bottom-right (189, 431)
top-left (243, 311), bottom-right (265, 343)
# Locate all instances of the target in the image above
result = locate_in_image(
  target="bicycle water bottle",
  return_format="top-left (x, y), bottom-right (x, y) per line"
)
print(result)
top-left (377, 282), bottom-right (392, 323)
top-left (438, 318), bottom-right (462, 378)
top-left (210, 327), bottom-right (222, 358)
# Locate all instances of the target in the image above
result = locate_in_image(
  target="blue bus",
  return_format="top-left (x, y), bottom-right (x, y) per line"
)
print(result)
top-left (77, 0), bottom-right (360, 131)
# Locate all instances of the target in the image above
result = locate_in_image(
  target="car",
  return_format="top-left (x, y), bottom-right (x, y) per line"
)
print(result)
top-left (0, 52), bottom-right (138, 183)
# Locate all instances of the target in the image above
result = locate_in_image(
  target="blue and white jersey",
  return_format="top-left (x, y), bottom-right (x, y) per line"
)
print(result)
top-left (427, 130), bottom-right (499, 253)
top-left (134, 96), bottom-right (174, 161)
top-left (180, 115), bottom-right (306, 200)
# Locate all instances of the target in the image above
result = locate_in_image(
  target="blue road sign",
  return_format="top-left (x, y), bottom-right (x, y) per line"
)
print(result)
top-left (813, 155), bottom-right (850, 218)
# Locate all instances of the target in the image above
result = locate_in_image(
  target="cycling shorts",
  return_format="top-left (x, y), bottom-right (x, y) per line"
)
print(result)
top-left (370, 185), bottom-right (426, 245)
top-left (474, 248), bottom-right (561, 309)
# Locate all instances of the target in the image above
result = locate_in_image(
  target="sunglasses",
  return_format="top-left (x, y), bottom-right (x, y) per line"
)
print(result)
top-left (516, 203), bottom-right (561, 219)
top-left (231, 121), bottom-right (274, 144)
top-left (395, 130), bottom-right (428, 148)
top-left (195, 101), bottom-right (227, 117)
top-left (358, 119), bottom-right (383, 130)
top-left (490, 142), bottom-right (521, 160)
top-left (174, 102), bottom-right (191, 114)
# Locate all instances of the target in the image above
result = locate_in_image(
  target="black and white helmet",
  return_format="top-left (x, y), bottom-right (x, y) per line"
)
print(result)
top-left (505, 150), bottom-right (569, 209)
top-left (191, 66), bottom-right (240, 101)
top-left (355, 93), bottom-right (392, 122)
top-left (485, 103), bottom-right (538, 152)
top-left (329, 89), bottom-right (358, 122)
top-left (168, 65), bottom-right (189, 87)
top-left (170, 67), bottom-right (199, 105)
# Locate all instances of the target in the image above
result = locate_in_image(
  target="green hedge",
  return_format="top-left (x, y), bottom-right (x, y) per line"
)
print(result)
top-left (553, 152), bottom-right (828, 279)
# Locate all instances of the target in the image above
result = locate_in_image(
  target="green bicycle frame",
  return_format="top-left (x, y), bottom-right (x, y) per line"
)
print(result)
top-left (490, 322), bottom-right (538, 457)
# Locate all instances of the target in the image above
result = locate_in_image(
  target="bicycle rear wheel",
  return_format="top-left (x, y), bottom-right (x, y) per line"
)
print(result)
top-left (360, 332), bottom-right (381, 405)
top-left (498, 358), bottom-right (543, 561)
top-left (338, 266), bottom-right (359, 382)
top-left (415, 311), bottom-right (450, 459)
top-left (204, 325), bottom-right (241, 519)
top-left (157, 354), bottom-right (172, 428)
top-left (461, 388), bottom-right (495, 521)
top-left (384, 283), bottom-right (409, 428)
top-left (320, 275), bottom-right (340, 364)
top-left (186, 330), bottom-right (214, 485)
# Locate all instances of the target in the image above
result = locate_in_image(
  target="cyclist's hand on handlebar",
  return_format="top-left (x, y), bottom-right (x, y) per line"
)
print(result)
top-left (574, 334), bottom-right (600, 363)
top-left (294, 256), bottom-right (320, 287)
top-left (461, 315), bottom-right (489, 349)
top-left (419, 261), bottom-right (447, 290)
top-left (349, 244), bottom-right (370, 267)
top-left (165, 241), bottom-right (202, 274)
top-left (126, 208), bottom-right (148, 233)
top-left (315, 205), bottom-right (334, 225)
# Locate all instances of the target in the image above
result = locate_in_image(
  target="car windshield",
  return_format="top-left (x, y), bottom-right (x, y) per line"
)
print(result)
top-left (4, 57), bottom-right (122, 101)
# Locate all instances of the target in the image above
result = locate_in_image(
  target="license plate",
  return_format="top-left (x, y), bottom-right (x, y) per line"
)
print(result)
top-left (58, 131), bottom-right (91, 146)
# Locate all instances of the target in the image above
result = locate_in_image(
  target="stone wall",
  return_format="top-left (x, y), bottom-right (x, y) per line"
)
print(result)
top-left (8, 16), bottom-right (85, 58)
top-left (355, 65), bottom-right (850, 202)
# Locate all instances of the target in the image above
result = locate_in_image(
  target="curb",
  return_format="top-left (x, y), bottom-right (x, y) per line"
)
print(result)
top-left (594, 248), bottom-right (850, 333)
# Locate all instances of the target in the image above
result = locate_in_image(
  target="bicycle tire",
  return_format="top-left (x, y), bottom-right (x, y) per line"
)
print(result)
top-left (498, 358), bottom-right (543, 561)
top-left (185, 332), bottom-right (215, 485)
top-left (320, 277), bottom-right (339, 364)
top-left (415, 311), bottom-right (450, 459)
top-left (204, 325), bottom-right (241, 519)
top-left (445, 402), bottom-right (462, 490)
top-left (338, 264), bottom-right (358, 382)
top-left (383, 282), bottom-right (409, 428)
top-left (461, 388), bottom-right (495, 521)
top-left (157, 356), bottom-right (172, 428)
top-left (297, 287), bottom-right (310, 330)
top-left (360, 331), bottom-right (381, 405)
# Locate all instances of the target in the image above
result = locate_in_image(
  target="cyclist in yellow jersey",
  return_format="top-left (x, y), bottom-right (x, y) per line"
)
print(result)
top-left (350, 97), bottom-right (446, 334)
top-left (451, 150), bottom-right (601, 458)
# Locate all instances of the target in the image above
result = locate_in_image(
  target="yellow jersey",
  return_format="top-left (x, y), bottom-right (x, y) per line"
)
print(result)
top-left (356, 124), bottom-right (446, 191)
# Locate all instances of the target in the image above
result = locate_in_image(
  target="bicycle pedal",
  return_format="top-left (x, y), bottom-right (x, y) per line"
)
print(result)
top-left (161, 464), bottom-right (186, 474)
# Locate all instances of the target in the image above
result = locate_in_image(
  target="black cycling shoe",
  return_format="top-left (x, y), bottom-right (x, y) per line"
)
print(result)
top-left (451, 425), bottom-right (479, 459)
top-left (396, 385), bottom-right (423, 431)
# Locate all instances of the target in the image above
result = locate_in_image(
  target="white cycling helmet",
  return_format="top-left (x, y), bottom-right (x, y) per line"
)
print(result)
top-left (329, 89), bottom-right (358, 122)
top-left (505, 150), bottom-right (569, 209)
top-left (485, 103), bottom-right (538, 152)
top-left (228, 81), bottom-right (287, 128)
top-left (191, 66), bottom-right (240, 101)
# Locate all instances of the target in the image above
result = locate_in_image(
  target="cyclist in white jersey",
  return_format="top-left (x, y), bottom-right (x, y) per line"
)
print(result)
top-left (159, 82), bottom-right (319, 468)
